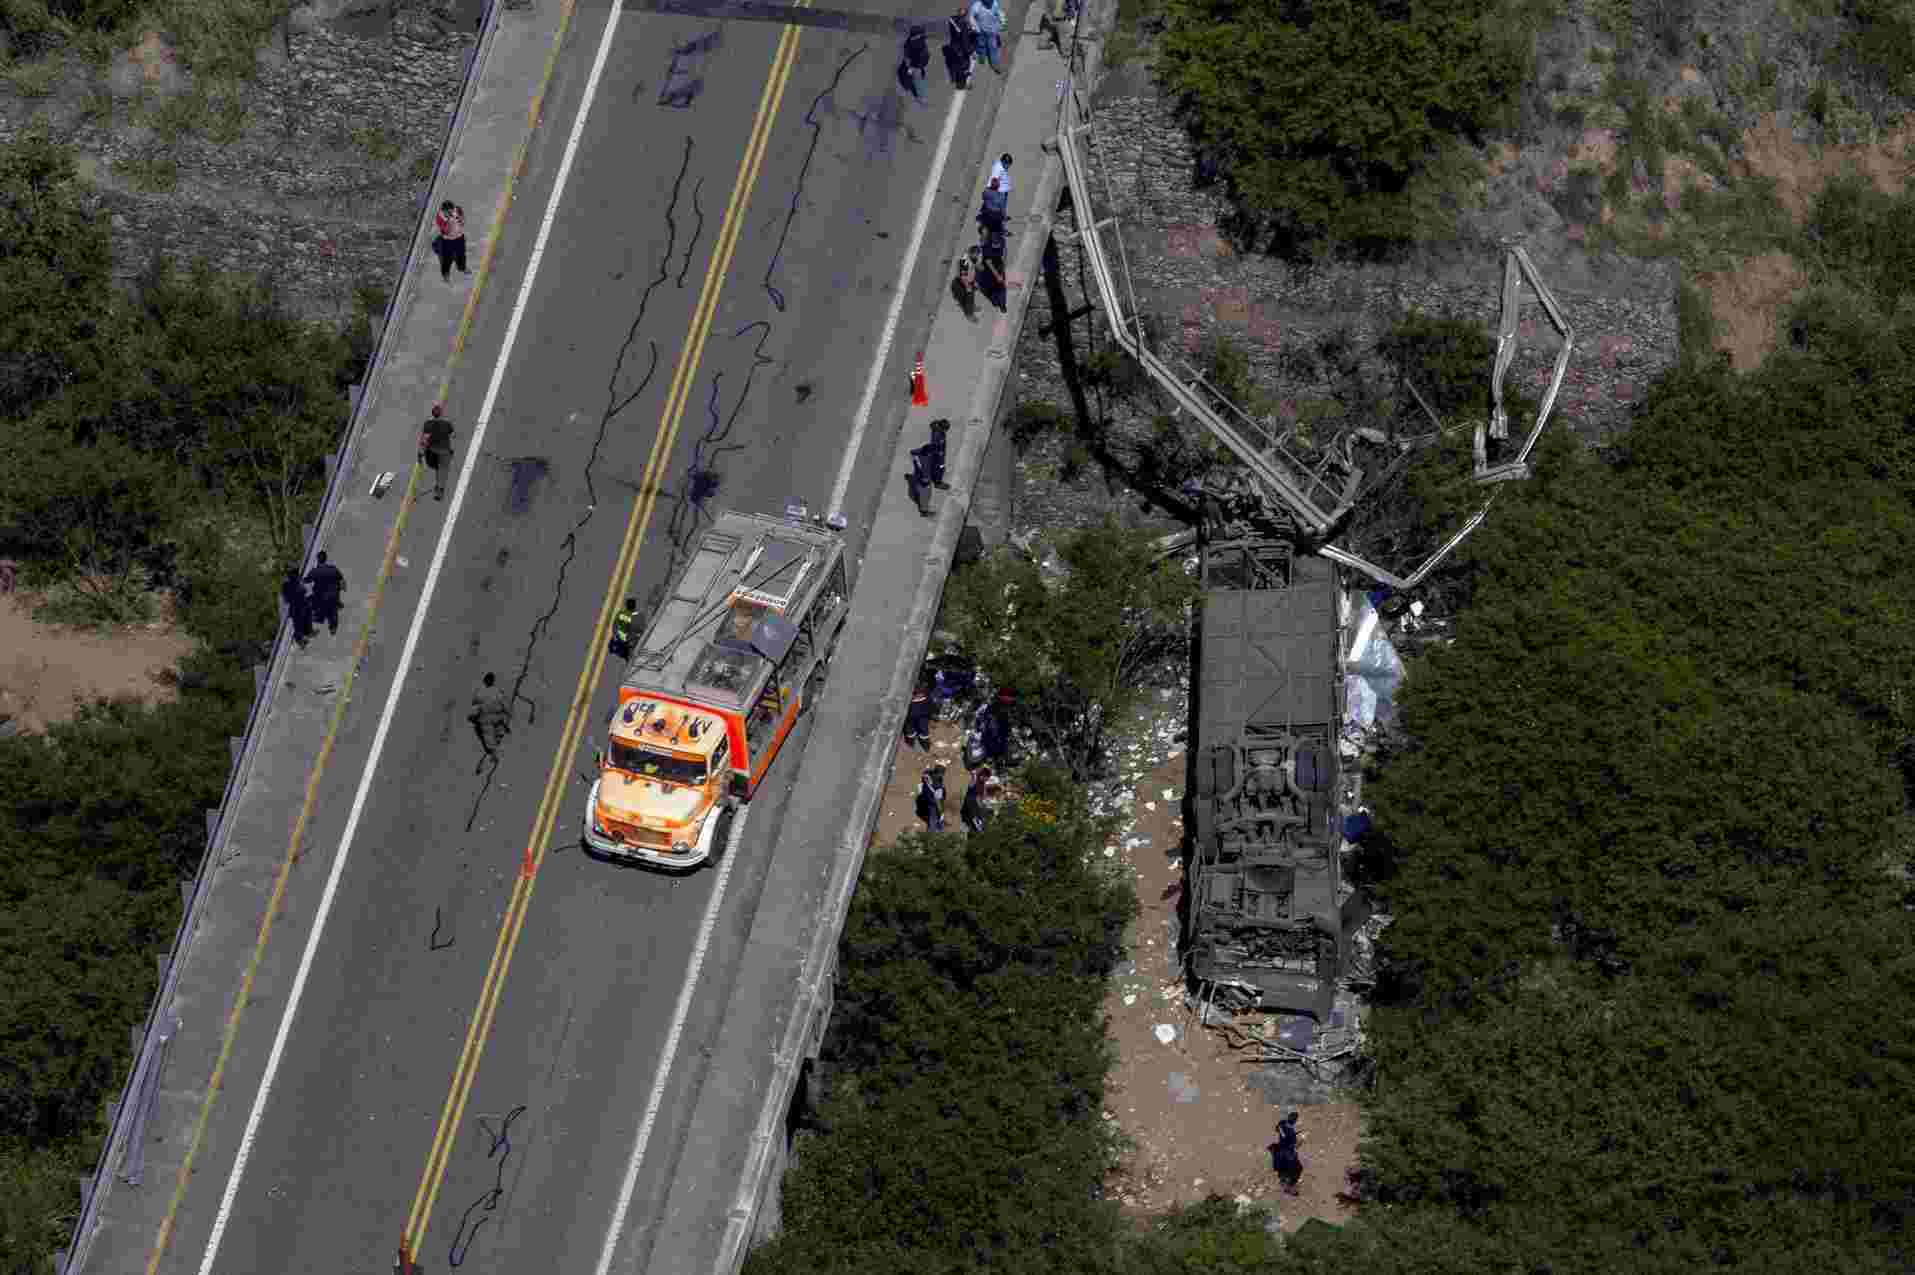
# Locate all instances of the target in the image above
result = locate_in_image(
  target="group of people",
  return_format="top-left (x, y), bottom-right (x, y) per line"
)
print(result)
top-left (953, 153), bottom-right (1015, 318)
top-left (914, 761), bottom-right (1001, 836)
top-left (904, 661), bottom-right (1012, 836)
top-left (896, 0), bottom-right (1005, 103)
top-left (278, 553), bottom-right (347, 649)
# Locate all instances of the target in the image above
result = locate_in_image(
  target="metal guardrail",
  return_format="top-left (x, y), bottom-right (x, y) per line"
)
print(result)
top-left (54, 6), bottom-right (513, 1270)
top-left (1052, 96), bottom-right (1576, 592)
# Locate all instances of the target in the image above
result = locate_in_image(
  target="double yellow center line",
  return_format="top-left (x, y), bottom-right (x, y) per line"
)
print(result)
top-left (399, 7), bottom-right (812, 1267)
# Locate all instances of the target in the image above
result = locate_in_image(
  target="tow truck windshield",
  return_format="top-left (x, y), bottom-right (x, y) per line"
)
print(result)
top-left (608, 740), bottom-right (707, 787)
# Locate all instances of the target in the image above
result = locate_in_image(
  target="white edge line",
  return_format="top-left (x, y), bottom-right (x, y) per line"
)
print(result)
top-left (193, 5), bottom-right (628, 1273)
top-left (593, 804), bottom-right (752, 1275)
top-left (826, 86), bottom-right (967, 521)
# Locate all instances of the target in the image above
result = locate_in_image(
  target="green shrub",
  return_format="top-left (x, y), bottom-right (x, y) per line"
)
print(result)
top-left (1155, 0), bottom-right (1532, 256)
top-left (749, 805), bottom-right (1134, 1275)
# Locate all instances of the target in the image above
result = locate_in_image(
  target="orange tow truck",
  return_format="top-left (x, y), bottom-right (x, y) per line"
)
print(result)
top-left (583, 509), bottom-right (849, 869)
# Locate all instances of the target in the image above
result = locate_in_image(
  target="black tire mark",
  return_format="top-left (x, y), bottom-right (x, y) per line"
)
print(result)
top-left (650, 321), bottom-right (779, 614)
top-left (447, 1104), bottom-right (527, 1268)
top-left (463, 138), bottom-right (699, 833)
top-left (763, 46), bottom-right (869, 313)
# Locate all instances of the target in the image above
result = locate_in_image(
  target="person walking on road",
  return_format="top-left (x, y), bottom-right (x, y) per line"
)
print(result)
top-left (944, 9), bottom-right (976, 88)
top-left (609, 598), bottom-right (640, 661)
top-left (915, 763), bottom-right (948, 833)
top-left (435, 200), bottom-right (468, 280)
top-left (967, 0), bottom-right (1003, 73)
top-left (469, 671), bottom-right (512, 769)
top-left (1271, 1111), bottom-right (1304, 1195)
top-left (280, 566), bottom-right (313, 648)
top-left (419, 403), bottom-right (455, 500)
top-left (898, 25), bottom-right (931, 104)
top-left (304, 551), bottom-right (345, 636)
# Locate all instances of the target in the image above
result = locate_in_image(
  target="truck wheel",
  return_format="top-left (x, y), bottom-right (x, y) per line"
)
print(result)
top-left (802, 661), bottom-right (829, 714)
top-left (706, 804), bottom-right (736, 867)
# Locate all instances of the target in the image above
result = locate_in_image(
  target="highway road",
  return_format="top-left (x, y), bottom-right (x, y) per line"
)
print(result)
top-left (144, 5), bottom-right (998, 1272)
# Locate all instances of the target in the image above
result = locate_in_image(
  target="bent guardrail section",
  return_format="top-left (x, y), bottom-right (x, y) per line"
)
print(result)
top-left (1052, 94), bottom-right (1575, 591)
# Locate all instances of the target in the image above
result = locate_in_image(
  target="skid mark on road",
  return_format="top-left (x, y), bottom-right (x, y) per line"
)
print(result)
top-left (460, 137), bottom-right (703, 827)
top-left (763, 44), bottom-right (869, 312)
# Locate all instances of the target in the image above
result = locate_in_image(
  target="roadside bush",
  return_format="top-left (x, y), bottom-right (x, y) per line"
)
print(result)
top-left (1155, 0), bottom-right (1532, 256)
top-left (939, 518), bottom-right (1198, 780)
top-left (748, 800), bottom-right (1134, 1275)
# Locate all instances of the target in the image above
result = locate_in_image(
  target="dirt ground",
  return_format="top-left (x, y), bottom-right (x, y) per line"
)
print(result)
top-left (869, 725), bottom-right (1361, 1232)
top-left (0, 593), bottom-right (197, 732)
top-left (1098, 754), bottom-right (1360, 1232)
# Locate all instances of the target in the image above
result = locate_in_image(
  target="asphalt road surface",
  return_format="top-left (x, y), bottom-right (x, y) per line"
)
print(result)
top-left (154, 5), bottom-right (995, 1271)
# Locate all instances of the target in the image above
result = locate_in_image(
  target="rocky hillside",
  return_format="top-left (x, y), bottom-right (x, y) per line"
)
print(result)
top-left (0, 0), bottom-right (483, 327)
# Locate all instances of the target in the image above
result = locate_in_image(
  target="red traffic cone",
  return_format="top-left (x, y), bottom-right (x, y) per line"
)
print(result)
top-left (910, 352), bottom-right (929, 407)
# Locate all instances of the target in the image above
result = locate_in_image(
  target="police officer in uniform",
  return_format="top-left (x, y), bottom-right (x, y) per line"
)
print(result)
top-left (610, 598), bottom-right (639, 661)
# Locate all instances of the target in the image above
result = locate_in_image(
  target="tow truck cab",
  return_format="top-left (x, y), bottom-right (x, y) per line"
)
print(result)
top-left (584, 698), bottom-right (732, 869)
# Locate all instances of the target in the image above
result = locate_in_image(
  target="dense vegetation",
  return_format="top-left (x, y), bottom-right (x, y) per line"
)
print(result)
top-left (743, 777), bottom-right (1148, 1275)
top-left (0, 128), bottom-right (358, 1268)
top-left (939, 519), bottom-right (1198, 780)
top-left (1154, 0), bottom-right (1538, 256)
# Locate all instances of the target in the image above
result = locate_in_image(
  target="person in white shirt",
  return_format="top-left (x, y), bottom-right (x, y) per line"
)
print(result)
top-left (990, 152), bottom-right (1013, 194)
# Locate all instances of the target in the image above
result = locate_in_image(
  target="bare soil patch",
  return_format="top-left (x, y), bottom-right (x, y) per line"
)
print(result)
top-left (0, 594), bottom-right (196, 733)
top-left (1696, 250), bottom-right (1810, 372)
top-left (1099, 754), bottom-right (1360, 1232)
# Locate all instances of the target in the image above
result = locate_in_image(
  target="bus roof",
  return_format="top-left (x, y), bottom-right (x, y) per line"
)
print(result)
top-left (622, 510), bottom-right (844, 712)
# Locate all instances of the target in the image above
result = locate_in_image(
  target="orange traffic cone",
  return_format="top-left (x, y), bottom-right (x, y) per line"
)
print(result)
top-left (910, 352), bottom-right (929, 407)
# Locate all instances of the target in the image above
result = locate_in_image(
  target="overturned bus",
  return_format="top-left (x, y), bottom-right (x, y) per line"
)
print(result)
top-left (1185, 539), bottom-right (1347, 1022)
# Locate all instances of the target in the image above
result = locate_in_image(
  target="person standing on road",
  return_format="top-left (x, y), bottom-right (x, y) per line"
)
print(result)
top-left (967, 0), bottom-right (1003, 73)
top-left (1271, 1111), bottom-right (1304, 1195)
top-left (976, 228), bottom-right (1008, 312)
top-left (916, 763), bottom-right (948, 833)
top-left (953, 250), bottom-right (978, 320)
top-left (280, 566), bottom-right (313, 648)
top-left (435, 200), bottom-right (468, 280)
top-left (978, 176), bottom-right (1009, 238)
top-left (304, 551), bottom-right (345, 637)
top-left (898, 25), bottom-right (931, 104)
top-left (609, 598), bottom-right (640, 661)
top-left (989, 152), bottom-right (1013, 194)
top-left (419, 404), bottom-right (455, 501)
top-left (944, 9), bottom-right (976, 88)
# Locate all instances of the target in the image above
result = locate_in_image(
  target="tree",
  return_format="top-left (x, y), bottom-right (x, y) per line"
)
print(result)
top-left (940, 519), bottom-right (1198, 779)
top-left (0, 125), bottom-right (119, 420)
top-left (1155, 0), bottom-right (1530, 255)
top-left (748, 798), bottom-right (1134, 1275)
top-left (0, 423), bottom-right (188, 623)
